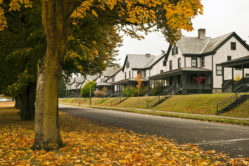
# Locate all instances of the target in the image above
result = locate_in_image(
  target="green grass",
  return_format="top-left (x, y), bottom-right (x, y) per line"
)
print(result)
top-left (60, 93), bottom-right (249, 120)
top-left (223, 99), bottom-right (249, 118)
top-left (153, 93), bottom-right (234, 115)
top-left (92, 106), bottom-right (249, 126)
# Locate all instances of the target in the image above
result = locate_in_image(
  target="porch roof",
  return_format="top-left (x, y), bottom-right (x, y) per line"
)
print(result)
top-left (96, 82), bottom-right (113, 86)
top-left (149, 67), bottom-right (211, 80)
top-left (113, 78), bottom-right (149, 85)
top-left (219, 55), bottom-right (249, 68)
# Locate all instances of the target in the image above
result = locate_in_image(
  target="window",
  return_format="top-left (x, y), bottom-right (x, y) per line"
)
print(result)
top-left (125, 72), bottom-right (126, 79)
top-left (178, 58), bottom-right (181, 68)
top-left (144, 71), bottom-right (146, 78)
top-left (191, 58), bottom-right (197, 67)
top-left (169, 60), bottom-right (172, 70)
top-left (216, 65), bottom-right (222, 76)
top-left (172, 45), bottom-right (178, 55)
top-left (160, 70), bottom-right (163, 73)
top-left (112, 77), bottom-right (115, 82)
top-left (129, 71), bottom-right (131, 78)
top-left (137, 71), bottom-right (141, 75)
top-left (126, 61), bottom-right (129, 68)
top-left (231, 42), bottom-right (236, 50)
top-left (201, 57), bottom-right (205, 67)
top-left (227, 56), bottom-right (232, 61)
top-left (163, 60), bottom-right (167, 66)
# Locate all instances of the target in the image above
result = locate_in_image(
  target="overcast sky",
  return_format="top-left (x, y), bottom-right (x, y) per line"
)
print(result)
top-left (116, 0), bottom-right (249, 65)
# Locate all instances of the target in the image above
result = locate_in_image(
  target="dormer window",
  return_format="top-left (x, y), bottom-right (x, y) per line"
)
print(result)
top-left (172, 45), bottom-right (178, 55)
top-left (163, 60), bottom-right (167, 66)
top-left (231, 42), bottom-right (236, 50)
top-left (126, 61), bottom-right (130, 68)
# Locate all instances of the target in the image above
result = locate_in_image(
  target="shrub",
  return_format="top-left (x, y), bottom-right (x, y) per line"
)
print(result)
top-left (122, 86), bottom-right (136, 97)
top-left (80, 81), bottom-right (96, 97)
top-left (150, 84), bottom-right (163, 96)
top-left (94, 87), bottom-right (108, 97)
top-left (134, 86), bottom-right (148, 96)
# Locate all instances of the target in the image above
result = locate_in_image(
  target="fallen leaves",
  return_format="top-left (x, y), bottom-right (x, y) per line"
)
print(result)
top-left (0, 105), bottom-right (248, 165)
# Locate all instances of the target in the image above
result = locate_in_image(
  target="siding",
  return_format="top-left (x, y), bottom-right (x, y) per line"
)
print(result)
top-left (213, 36), bottom-right (249, 88)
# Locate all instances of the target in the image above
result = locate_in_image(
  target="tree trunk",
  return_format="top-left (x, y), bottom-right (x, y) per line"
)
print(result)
top-left (19, 83), bottom-right (36, 121)
top-left (15, 95), bottom-right (21, 109)
top-left (33, 0), bottom-right (74, 150)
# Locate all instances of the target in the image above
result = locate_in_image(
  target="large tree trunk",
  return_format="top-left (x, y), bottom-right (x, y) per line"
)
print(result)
top-left (19, 82), bottom-right (36, 120)
top-left (33, 0), bottom-right (73, 150)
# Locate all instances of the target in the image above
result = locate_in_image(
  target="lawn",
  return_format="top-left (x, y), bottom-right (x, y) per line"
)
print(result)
top-left (60, 93), bottom-right (249, 118)
top-left (1, 102), bottom-right (248, 165)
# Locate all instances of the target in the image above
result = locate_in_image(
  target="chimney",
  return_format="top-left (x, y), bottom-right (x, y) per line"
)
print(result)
top-left (198, 29), bottom-right (206, 38)
top-left (145, 53), bottom-right (151, 57)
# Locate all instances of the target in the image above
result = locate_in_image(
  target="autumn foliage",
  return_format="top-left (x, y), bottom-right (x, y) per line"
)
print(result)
top-left (0, 103), bottom-right (248, 165)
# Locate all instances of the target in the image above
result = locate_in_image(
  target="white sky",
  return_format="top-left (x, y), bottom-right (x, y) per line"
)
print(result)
top-left (116, 0), bottom-right (249, 65)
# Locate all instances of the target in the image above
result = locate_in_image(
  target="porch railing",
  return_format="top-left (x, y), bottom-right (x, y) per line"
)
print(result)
top-left (217, 85), bottom-right (249, 114)
top-left (183, 83), bottom-right (212, 90)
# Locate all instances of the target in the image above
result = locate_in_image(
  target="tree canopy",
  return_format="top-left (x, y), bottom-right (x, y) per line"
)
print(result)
top-left (0, 0), bottom-right (203, 150)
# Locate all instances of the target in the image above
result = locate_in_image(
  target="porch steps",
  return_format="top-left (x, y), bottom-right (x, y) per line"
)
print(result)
top-left (150, 96), bottom-right (171, 108)
top-left (217, 95), bottom-right (249, 114)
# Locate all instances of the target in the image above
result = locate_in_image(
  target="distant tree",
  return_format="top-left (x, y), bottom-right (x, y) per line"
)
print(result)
top-left (136, 73), bottom-right (142, 96)
top-left (58, 78), bottom-right (67, 98)
top-left (80, 81), bottom-right (96, 98)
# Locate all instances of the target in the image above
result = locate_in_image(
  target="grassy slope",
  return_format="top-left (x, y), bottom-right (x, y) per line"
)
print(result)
top-left (60, 93), bottom-right (249, 118)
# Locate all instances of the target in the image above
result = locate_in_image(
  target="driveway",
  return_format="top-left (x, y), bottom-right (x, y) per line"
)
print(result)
top-left (59, 104), bottom-right (249, 158)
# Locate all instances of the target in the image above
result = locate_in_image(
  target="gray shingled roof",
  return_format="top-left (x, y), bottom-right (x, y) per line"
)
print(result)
top-left (202, 32), bottom-right (233, 53)
top-left (125, 54), bottom-right (164, 69)
top-left (178, 37), bottom-right (211, 54)
top-left (102, 66), bottom-right (121, 77)
top-left (177, 32), bottom-right (234, 55)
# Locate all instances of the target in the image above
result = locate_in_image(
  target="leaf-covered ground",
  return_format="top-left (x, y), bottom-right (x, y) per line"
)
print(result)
top-left (0, 102), bottom-right (248, 165)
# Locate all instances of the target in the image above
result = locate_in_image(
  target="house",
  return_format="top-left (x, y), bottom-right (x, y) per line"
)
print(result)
top-left (149, 29), bottom-right (249, 94)
top-left (112, 53), bottom-right (166, 93)
top-left (94, 65), bottom-right (121, 95)
top-left (66, 75), bottom-right (86, 97)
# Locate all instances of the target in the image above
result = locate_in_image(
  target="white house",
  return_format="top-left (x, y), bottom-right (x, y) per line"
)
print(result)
top-left (150, 29), bottom-right (249, 94)
top-left (112, 53), bottom-right (166, 92)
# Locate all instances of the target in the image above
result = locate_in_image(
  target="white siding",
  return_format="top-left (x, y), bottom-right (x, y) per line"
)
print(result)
top-left (166, 46), bottom-right (184, 71)
top-left (213, 36), bottom-right (249, 88)
top-left (150, 56), bottom-right (166, 76)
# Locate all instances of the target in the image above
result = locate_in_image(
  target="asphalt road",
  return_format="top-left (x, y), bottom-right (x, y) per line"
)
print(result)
top-left (59, 104), bottom-right (249, 158)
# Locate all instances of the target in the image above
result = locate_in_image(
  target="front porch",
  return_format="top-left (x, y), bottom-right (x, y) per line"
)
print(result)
top-left (113, 78), bottom-right (149, 93)
top-left (149, 68), bottom-right (212, 95)
top-left (219, 56), bottom-right (249, 92)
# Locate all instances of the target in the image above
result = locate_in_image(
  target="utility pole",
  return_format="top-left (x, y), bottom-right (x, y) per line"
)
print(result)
top-left (89, 80), bottom-right (92, 106)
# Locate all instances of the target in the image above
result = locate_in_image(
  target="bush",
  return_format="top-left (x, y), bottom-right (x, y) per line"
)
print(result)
top-left (122, 86), bottom-right (136, 97)
top-left (150, 84), bottom-right (163, 96)
top-left (94, 87), bottom-right (108, 97)
top-left (134, 86), bottom-right (148, 96)
top-left (80, 81), bottom-right (96, 97)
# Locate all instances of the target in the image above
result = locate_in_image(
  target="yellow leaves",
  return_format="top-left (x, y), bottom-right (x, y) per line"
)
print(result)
top-left (9, 0), bottom-right (32, 11)
top-left (2, 106), bottom-right (245, 165)
top-left (0, 7), bottom-right (7, 31)
top-left (0, 0), bottom-right (2, 4)
top-left (91, 10), bottom-right (98, 18)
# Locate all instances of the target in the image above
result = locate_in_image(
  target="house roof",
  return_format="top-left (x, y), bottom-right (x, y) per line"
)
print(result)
top-left (102, 66), bottom-right (121, 77)
top-left (123, 53), bottom-right (165, 70)
top-left (113, 78), bottom-right (149, 85)
top-left (175, 32), bottom-right (249, 57)
top-left (150, 67), bottom-right (211, 80)
top-left (219, 55), bottom-right (249, 68)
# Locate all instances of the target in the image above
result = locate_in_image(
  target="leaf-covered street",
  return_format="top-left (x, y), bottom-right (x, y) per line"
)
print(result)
top-left (0, 102), bottom-right (249, 165)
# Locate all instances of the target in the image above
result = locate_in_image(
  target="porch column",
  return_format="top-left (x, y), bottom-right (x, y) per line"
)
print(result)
top-left (232, 67), bottom-right (234, 92)
top-left (242, 64), bottom-right (245, 80)
top-left (222, 66), bottom-right (225, 91)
